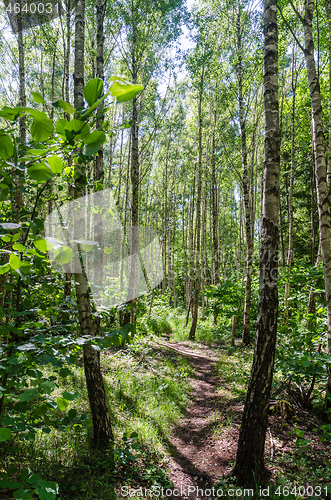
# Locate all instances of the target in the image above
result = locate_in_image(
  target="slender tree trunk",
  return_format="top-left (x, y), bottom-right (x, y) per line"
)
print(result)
top-left (211, 99), bottom-right (220, 325)
top-left (325, 0), bottom-right (331, 186)
top-left (284, 42), bottom-right (297, 324)
top-left (301, 0), bottom-right (331, 412)
top-left (16, 5), bottom-right (25, 211)
top-left (237, 3), bottom-right (254, 344)
top-left (186, 177), bottom-right (195, 327)
top-left (233, 0), bottom-right (280, 485)
top-left (73, 0), bottom-right (114, 451)
top-left (189, 67), bottom-right (205, 340)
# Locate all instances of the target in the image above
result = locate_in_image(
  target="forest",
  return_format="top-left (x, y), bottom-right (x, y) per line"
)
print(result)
top-left (0, 0), bottom-right (331, 498)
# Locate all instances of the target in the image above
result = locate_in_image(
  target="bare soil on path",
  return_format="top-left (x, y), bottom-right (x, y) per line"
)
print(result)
top-left (155, 341), bottom-right (240, 500)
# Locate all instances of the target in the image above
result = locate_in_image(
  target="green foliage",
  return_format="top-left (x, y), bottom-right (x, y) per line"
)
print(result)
top-left (0, 75), bottom-right (142, 499)
top-left (0, 467), bottom-right (58, 500)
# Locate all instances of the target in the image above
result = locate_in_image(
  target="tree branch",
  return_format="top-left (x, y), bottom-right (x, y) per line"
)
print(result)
top-left (277, 4), bottom-right (306, 55)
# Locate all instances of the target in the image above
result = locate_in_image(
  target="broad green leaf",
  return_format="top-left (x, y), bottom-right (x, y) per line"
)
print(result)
top-left (31, 91), bottom-right (45, 104)
top-left (109, 81), bottom-right (143, 103)
top-left (0, 427), bottom-right (12, 442)
top-left (27, 163), bottom-right (54, 182)
top-left (35, 480), bottom-right (59, 500)
top-left (30, 111), bottom-right (54, 142)
top-left (84, 78), bottom-right (103, 106)
top-left (62, 391), bottom-right (79, 401)
top-left (68, 408), bottom-right (77, 419)
top-left (13, 488), bottom-right (32, 500)
top-left (57, 119), bottom-right (90, 141)
top-left (12, 243), bottom-right (25, 252)
top-left (47, 156), bottom-right (63, 174)
top-left (58, 100), bottom-right (76, 115)
top-left (9, 253), bottom-right (22, 270)
top-left (39, 381), bottom-right (57, 394)
top-left (84, 130), bottom-right (106, 156)
top-left (34, 403), bottom-right (48, 416)
top-left (0, 106), bottom-right (23, 121)
top-left (55, 119), bottom-right (67, 138)
top-left (54, 246), bottom-right (73, 265)
top-left (56, 397), bottom-right (69, 411)
top-left (20, 388), bottom-right (38, 402)
top-left (0, 263), bottom-right (10, 274)
top-left (0, 133), bottom-right (14, 159)
top-left (0, 183), bottom-right (9, 201)
top-left (65, 119), bottom-right (90, 139)
top-left (34, 239), bottom-right (48, 253)
top-left (20, 468), bottom-right (31, 482)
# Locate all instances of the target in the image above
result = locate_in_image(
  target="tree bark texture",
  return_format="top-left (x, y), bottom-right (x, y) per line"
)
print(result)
top-left (189, 67), bottom-right (204, 340)
top-left (284, 42), bottom-right (297, 325)
top-left (237, 2), bottom-right (254, 345)
top-left (302, 0), bottom-right (331, 411)
top-left (233, 0), bottom-right (280, 486)
top-left (73, 0), bottom-right (114, 450)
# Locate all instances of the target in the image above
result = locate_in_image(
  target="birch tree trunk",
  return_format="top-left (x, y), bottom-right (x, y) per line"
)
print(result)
top-left (302, 0), bottom-right (331, 412)
top-left (233, 0), bottom-right (280, 485)
top-left (189, 66), bottom-right (204, 340)
top-left (325, 0), bottom-right (331, 185)
top-left (284, 41), bottom-right (297, 325)
top-left (73, 0), bottom-right (114, 451)
top-left (237, 2), bottom-right (254, 344)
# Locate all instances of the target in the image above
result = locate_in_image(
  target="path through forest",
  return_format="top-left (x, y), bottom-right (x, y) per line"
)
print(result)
top-left (156, 341), bottom-right (240, 499)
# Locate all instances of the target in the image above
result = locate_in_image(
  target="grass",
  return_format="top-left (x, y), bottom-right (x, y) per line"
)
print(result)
top-left (0, 335), bottom-right (193, 499)
top-left (2, 301), bottom-right (331, 499)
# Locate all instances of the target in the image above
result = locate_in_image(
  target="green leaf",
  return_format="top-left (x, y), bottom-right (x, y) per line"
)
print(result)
top-left (13, 488), bottom-right (33, 500)
top-left (56, 397), bottom-right (69, 411)
top-left (20, 468), bottom-right (31, 482)
top-left (47, 156), bottom-right (63, 174)
top-left (53, 246), bottom-right (73, 265)
top-left (0, 183), bottom-right (9, 201)
top-left (30, 111), bottom-right (54, 142)
top-left (294, 426), bottom-right (305, 438)
top-left (0, 133), bottom-right (14, 159)
top-left (58, 100), bottom-right (76, 115)
top-left (68, 408), bottom-right (77, 419)
top-left (39, 381), bottom-right (57, 395)
top-left (109, 80), bottom-right (143, 103)
top-left (66, 119), bottom-right (90, 139)
top-left (0, 106), bottom-right (23, 121)
top-left (84, 130), bottom-right (106, 156)
top-left (55, 119), bottom-right (67, 138)
top-left (35, 480), bottom-right (59, 500)
top-left (20, 388), bottom-right (38, 402)
top-left (0, 263), bottom-right (10, 274)
top-left (0, 427), bottom-right (12, 442)
top-left (34, 403), bottom-right (49, 416)
top-left (62, 391), bottom-right (79, 401)
top-left (0, 477), bottom-right (14, 488)
top-left (9, 253), bottom-right (22, 270)
top-left (27, 163), bottom-right (54, 182)
top-left (84, 78), bottom-right (103, 106)
top-left (34, 239), bottom-right (48, 253)
top-left (31, 91), bottom-right (45, 105)
top-left (12, 243), bottom-right (25, 252)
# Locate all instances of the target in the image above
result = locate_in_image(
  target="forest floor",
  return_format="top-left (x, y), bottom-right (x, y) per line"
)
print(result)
top-left (157, 340), bottom-right (238, 499)
top-left (149, 337), bottom-right (331, 500)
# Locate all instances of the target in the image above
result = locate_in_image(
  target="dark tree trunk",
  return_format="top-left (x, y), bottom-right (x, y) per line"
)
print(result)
top-left (237, 2), bottom-right (253, 345)
top-left (189, 66), bottom-right (205, 340)
top-left (232, 0), bottom-right (280, 486)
